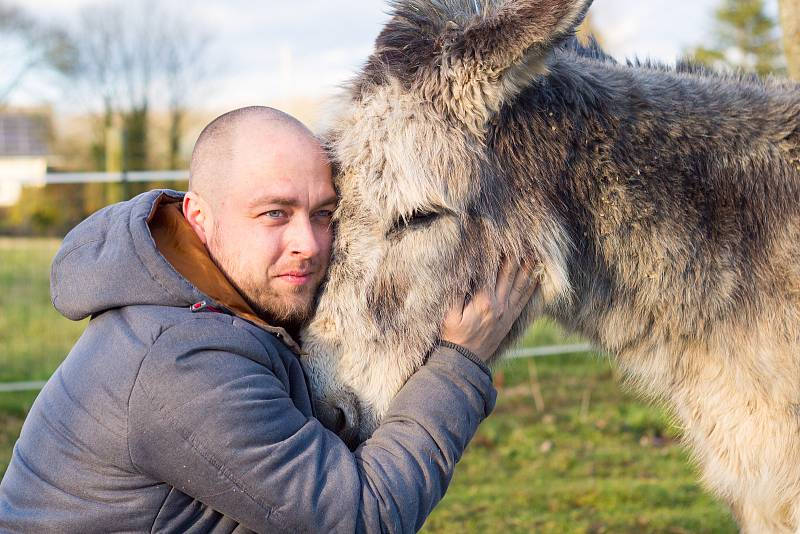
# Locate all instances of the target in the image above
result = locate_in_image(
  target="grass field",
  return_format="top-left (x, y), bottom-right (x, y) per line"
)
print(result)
top-left (0, 238), bottom-right (736, 532)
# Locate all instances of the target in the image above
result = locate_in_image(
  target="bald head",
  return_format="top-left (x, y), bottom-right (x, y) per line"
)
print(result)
top-left (189, 106), bottom-right (326, 209)
top-left (182, 105), bottom-right (336, 330)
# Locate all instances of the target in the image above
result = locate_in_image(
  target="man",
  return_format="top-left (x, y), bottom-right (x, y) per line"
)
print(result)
top-left (0, 107), bottom-right (534, 533)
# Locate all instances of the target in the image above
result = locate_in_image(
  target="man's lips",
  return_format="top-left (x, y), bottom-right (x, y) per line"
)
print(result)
top-left (277, 271), bottom-right (314, 285)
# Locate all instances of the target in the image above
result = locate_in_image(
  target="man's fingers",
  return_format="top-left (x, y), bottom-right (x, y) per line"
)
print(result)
top-left (508, 262), bottom-right (538, 313)
top-left (511, 276), bottom-right (538, 312)
top-left (467, 258), bottom-right (535, 324)
top-left (504, 259), bottom-right (533, 299)
top-left (495, 256), bottom-right (521, 304)
top-left (443, 295), bottom-right (467, 328)
top-left (511, 259), bottom-right (531, 289)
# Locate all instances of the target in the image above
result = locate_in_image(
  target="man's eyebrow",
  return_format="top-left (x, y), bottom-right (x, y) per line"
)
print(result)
top-left (247, 195), bottom-right (339, 210)
top-left (247, 196), bottom-right (299, 209)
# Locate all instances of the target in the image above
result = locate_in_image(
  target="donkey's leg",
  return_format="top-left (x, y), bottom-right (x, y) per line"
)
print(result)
top-left (698, 429), bottom-right (800, 534)
top-left (737, 501), bottom-right (795, 534)
top-left (716, 454), bottom-right (800, 534)
top-left (791, 498), bottom-right (800, 534)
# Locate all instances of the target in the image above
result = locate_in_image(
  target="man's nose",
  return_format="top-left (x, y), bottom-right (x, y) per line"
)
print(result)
top-left (287, 216), bottom-right (322, 258)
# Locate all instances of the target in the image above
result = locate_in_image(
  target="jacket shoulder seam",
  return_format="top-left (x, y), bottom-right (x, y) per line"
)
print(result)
top-left (125, 313), bottom-right (236, 463)
top-left (127, 321), bottom-right (172, 473)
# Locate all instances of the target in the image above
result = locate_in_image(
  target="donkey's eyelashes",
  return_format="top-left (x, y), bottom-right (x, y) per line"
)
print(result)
top-left (404, 210), bottom-right (440, 227)
top-left (387, 209), bottom-right (442, 238)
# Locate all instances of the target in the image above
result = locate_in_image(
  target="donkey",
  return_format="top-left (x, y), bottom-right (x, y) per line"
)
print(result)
top-left (299, 0), bottom-right (800, 531)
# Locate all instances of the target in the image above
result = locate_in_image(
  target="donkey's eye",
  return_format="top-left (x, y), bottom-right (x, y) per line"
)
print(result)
top-left (388, 210), bottom-right (441, 237)
top-left (406, 210), bottom-right (440, 227)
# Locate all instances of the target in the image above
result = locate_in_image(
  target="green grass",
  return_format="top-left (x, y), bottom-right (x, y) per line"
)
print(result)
top-left (0, 238), bottom-right (736, 532)
top-left (0, 238), bottom-right (86, 475)
top-left (423, 350), bottom-right (735, 533)
top-left (0, 238), bottom-right (87, 382)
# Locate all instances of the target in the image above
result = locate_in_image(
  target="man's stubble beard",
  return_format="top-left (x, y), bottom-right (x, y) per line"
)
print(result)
top-left (208, 231), bottom-right (320, 333)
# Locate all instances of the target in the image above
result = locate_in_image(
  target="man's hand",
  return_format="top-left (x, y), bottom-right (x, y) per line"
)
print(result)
top-left (441, 258), bottom-right (538, 362)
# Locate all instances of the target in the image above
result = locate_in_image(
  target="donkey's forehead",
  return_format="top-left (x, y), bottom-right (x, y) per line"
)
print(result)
top-left (330, 82), bottom-right (483, 218)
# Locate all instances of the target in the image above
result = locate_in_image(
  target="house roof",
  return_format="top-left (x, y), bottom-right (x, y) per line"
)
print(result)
top-left (0, 112), bottom-right (50, 157)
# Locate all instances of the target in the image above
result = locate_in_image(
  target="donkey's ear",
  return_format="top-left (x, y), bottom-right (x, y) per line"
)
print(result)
top-left (463, 0), bottom-right (595, 70)
top-left (465, 0), bottom-right (595, 96)
top-left (361, 0), bottom-right (594, 132)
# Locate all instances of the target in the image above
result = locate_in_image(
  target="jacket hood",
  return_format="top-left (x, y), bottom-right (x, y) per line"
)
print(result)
top-left (50, 189), bottom-right (302, 353)
top-left (51, 190), bottom-right (204, 321)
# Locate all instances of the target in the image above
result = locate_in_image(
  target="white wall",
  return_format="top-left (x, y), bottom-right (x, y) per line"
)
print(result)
top-left (0, 158), bottom-right (47, 207)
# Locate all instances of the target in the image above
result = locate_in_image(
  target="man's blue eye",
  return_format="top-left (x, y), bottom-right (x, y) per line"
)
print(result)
top-left (315, 210), bottom-right (334, 218)
top-left (265, 210), bottom-right (285, 218)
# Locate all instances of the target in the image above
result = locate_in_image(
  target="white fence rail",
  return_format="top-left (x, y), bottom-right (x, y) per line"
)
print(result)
top-left (0, 344), bottom-right (596, 393)
top-left (0, 381), bottom-right (48, 393)
top-left (507, 343), bottom-right (593, 359)
top-left (40, 170), bottom-right (188, 185)
top-left (4, 170), bottom-right (189, 206)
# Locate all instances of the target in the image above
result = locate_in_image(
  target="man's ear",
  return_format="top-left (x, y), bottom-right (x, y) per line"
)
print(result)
top-left (183, 192), bottom-right (213, 246)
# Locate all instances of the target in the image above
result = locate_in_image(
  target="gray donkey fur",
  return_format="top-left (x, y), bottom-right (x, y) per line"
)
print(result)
top-left (299, 0), bottom-right (800, 530)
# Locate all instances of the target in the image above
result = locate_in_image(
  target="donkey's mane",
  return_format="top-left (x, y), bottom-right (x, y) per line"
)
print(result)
top-left (387, 0), bottom-right (502, 26)
top-left (559, 35), bottom-right (615, 64)
top-left (626, 56), bottom-right (780, 85)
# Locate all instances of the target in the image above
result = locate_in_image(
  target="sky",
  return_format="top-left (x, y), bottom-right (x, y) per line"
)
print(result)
top-left (7, 0), bottom-right (782, 113)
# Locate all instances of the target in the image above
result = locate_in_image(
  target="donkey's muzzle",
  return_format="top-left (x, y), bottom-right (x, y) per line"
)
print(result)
top-left (314, 388), bottom-right (362, 450)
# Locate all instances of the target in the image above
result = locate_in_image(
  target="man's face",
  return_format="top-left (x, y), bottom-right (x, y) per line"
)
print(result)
top-left (205, 128), bottom-right (336, 330)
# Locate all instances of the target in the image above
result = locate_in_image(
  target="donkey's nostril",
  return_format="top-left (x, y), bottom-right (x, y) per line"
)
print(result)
top-left (331, 406), bottom-right (347, 434)
top-left (335, 403), bottom-right (362, 450)
top-left (315, 391), bottom-right (362, 449)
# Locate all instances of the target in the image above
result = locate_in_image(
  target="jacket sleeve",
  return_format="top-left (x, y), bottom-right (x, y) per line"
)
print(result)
top-left (127, 317), bottom-right (496, 534)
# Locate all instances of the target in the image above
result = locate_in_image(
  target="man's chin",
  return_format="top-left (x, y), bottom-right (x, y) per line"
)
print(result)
top-left (255, 296), bottom-right (315, 330)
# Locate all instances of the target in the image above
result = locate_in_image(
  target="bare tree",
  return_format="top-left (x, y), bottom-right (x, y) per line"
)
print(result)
top-left (779, 0), bottom-right (800, 79)
top-left (72, 1), bottom-right (213, 176)
top-left (0, 2), bottom-right (76, 106)
top-left (161, 25), bottom-right (213, 170)
top-left (73, 4), bottom-right (122, 170)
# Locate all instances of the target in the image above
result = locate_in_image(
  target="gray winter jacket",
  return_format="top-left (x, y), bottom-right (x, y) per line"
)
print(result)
top-left (0, 190), bottom-right (496, 533)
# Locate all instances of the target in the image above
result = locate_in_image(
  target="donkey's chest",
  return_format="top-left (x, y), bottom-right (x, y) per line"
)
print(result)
top-left (638, 344), bottom-right (800, 525)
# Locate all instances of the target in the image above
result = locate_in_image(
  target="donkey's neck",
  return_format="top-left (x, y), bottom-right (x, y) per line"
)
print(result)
top-left (493, 54), bottom-right (800, 390)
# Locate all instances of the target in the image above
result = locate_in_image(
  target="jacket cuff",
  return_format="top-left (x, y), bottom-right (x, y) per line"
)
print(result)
top-left (436, 340), bottom-right (492, 379)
